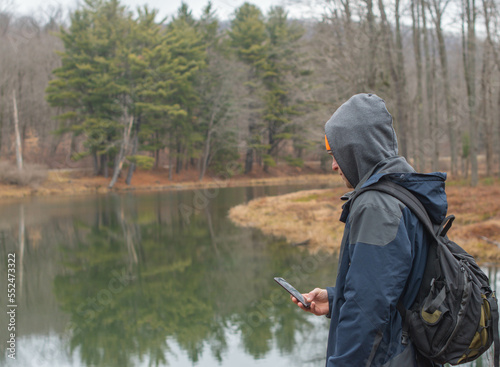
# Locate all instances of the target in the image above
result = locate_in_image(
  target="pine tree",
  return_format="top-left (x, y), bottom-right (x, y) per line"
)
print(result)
top-left (123, 6), bottom-right (163, 184)
top-left (46, 0), bottom-right (132, 176)
top-left (134, 4), bottom-right (205, 178)
top-left (167, 6), bottom-right (206, 176)
top-left (262, 7), bottom-right (304, 171)
top-left (197, 2), bottom-right (241, 180)
top-left (228, 3), bottom-right (268, 173)
top-left (228, 4), bottom-right (305, 172)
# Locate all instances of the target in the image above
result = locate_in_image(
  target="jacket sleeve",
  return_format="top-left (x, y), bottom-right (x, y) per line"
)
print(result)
top-left (327, 197), bottom-right (414, 367)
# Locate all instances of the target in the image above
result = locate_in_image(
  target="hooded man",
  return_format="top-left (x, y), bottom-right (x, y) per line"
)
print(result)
top-left (291, 93), bottom-right (446, 366)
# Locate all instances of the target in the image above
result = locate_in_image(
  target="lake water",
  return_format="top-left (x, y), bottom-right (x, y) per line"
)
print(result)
top-left (0, 183), bottom-right (498, 367)
top-left (0, 183), bottom-right (338, 367)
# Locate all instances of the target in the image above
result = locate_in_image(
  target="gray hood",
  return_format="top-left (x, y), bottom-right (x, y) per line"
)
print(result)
top-left (325, 93), bottom-right (399, 188)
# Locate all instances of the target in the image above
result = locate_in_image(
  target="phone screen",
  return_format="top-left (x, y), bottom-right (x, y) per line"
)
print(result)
top-left (274, 277), bottom-right (311, 308)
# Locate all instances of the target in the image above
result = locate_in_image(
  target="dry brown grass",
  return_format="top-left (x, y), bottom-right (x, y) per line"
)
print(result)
top-left (229, 177), bottom-right (500, 263)
top-left (0, 161), bottom-right (47, 187)
top-left (229, 175), bottom-right (347, 253)
top-left (445, 182), bottom-right (500, 262)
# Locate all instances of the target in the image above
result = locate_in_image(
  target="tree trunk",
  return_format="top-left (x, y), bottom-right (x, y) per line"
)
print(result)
top-left (199, 108), bottom-right (217, 181)
top-left (101, 154), bottom-right (109, 178)
top-left (394, 0), bottom-right (409, 159)
top-left (154, 132), bottom-right (160, 169)
top-left (109, 115), bottom-right (134, 189)
top-left (104, 154), bottom-right (109, 178)
top-left (176, 141), bottom-right (182, 174)
top-left (168, 134), bottom-right (173, 180)
top-left (480, 44), bottom-right (494, 176)
top-left (497, 92), bottom-right (500, 177)
top-left (69, 133), bottom-right (77, 160)
top-left (432, 54), bottom-right (439, 171)
top-left (126, 120), bottom-right (140, 185)
top-left (340, 0), bottom-right (353, 56)
top-left (462, 0), bottom-right (478, 186)
top-left (12, 90), bottom-right (23, 170)
top-left (366, 0), bottom-right (377, 90)
top-left (377, 0), bottom-right (407, 165)
top-left (125, 133), bottom-right (137, 185)
top-left (93, 152), bottom-right (99, 176)
top-left (481, 0), bottom-right (499, 177)
top-left (412, 0), bottom-right (425, 172)
top-left (429, 0), bottom-right (457, 176)
top-left (244, 121), bottom-right (256, 174)
top-left (184, 147), bottom-right (189, 171)
top-left (481, 0), bottom-right (500, 69)
top-left (421, 2), bottom-right (439, 171)
top-left (244, 147), bottom-right (253, 174)
top-left (49, 133), bottom-right (63, 157)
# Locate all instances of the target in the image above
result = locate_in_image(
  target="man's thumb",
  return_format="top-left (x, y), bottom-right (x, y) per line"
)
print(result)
top-left (305, 290), bottom-right (316, 302)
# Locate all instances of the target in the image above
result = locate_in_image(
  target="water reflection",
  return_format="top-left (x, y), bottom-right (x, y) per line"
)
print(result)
top-left (0, 185), bottom-right (335, 367)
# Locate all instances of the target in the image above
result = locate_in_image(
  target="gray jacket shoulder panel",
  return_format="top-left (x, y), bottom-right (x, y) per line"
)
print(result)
top-left (348, 190), bottom-right (406, 246)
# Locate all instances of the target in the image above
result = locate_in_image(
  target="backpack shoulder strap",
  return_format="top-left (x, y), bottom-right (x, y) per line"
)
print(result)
top-left (490, 298), bottom-right (500, 367)
top-left (352, 180), bottom-right (440, 349)
top-left (354, 180), bottom-right (500, 367)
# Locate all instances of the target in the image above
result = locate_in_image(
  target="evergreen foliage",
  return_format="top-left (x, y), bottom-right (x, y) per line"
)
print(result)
top-left (45, 0), bottom-right (313, 182)
top-left (228, 3), bottom-right (307, 172)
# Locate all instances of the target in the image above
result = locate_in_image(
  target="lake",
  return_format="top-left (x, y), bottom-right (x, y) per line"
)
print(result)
top-left (0, 183), bottom-right (338, 367)
top-left (0, 183), bottom-right (498, 367)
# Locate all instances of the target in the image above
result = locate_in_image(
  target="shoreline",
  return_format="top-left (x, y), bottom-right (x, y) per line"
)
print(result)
top-left (0, 169), bottom-right (335, 202)
top-left (229, 178), bottom-right (500, 263)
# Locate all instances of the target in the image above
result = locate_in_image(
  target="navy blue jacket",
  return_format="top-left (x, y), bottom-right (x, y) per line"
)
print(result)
top-left (325, 160), bottom-right (447, 366)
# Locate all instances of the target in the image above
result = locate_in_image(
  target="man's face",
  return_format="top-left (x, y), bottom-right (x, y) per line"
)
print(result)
top-left (329, 152), bottom-right (353, 189)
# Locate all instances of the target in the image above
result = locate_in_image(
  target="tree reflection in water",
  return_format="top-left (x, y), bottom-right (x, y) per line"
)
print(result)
top-left (49, 187), bottom-right (333, 366)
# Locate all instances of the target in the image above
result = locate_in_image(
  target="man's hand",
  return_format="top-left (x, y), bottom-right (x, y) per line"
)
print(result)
top-left (291, 288), bottom-right (330, 316)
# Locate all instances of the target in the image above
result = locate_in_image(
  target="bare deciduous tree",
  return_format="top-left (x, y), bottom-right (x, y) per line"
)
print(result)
top-left (462, 0), bottom-right (479, 185)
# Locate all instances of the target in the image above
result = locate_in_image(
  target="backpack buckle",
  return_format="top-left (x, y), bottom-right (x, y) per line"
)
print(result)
top-left (401, 331), bottom-right (409, 346)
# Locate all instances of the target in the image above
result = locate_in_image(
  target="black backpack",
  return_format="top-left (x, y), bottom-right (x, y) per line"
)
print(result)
top-left (352, 180), bottom-right (500, 366)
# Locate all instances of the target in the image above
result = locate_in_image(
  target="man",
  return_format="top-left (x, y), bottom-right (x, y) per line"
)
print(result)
top-left (291, 93), bottom-right (446, 366)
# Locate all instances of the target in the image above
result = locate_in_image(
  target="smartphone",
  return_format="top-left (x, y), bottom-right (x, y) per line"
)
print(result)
top-left (274, 277), bottom-right (311, 308)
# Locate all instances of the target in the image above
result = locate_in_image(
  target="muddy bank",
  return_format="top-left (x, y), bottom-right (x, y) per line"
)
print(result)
top-left (229, 177), bottom-right (500, 263)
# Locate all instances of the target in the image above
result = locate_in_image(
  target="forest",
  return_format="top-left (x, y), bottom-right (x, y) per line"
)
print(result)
top-left (0, 0), bottom-right (499, 187)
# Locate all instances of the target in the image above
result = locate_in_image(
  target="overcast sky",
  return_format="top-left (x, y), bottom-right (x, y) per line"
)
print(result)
top-left (9, 0), bottom-right (321, 21)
